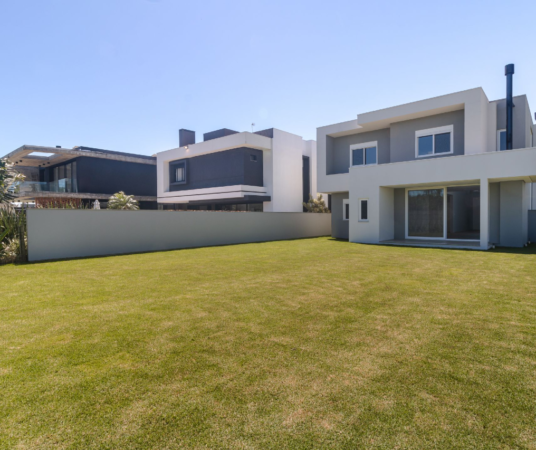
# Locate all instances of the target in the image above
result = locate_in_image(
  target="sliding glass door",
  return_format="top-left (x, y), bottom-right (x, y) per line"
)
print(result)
top-left (407, 186), bottom-right (480, 240)
top-left (407, 189), bottom-right (444, 238)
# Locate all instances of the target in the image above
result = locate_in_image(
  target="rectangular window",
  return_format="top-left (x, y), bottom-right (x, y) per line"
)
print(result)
top-left (170, 160), bottom-right (187, 185)
top-left (350, 141), bottom-right (378, 167)
top-left (250, 154), bottom-right (257, 162)
top-left (175, 166), bottom-right (185, 182)
top-left (497, 129), bottom-right (507, 151)
top-left (415, 126), bottom-right (453, 157)
top-left (359, 199), bottom-right (368, 221)
top-left (342, 199), bottom-right (349, 221)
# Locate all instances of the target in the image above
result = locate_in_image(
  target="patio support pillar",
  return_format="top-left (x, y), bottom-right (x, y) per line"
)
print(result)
top-left (480, 178), bottom-right (490, 249)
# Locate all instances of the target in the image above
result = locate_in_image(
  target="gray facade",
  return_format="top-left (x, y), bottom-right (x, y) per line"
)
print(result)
top-left (169, 147), bottom-right (263, 192)
top-left (326, 110), bottom-right (465, 175)
top-left (390, 110), bottom-right (465, 163)
top-left (330, 192), bottom-right (349, 239)
top-left (494, 96), bottom-right (532, 150)
top-left (327, 128), bottom-right (390, 175)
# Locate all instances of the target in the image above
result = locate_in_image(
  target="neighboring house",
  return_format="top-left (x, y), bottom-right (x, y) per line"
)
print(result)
top-left (318, 66), bottom-right (536, 249)
top-left (157, 128), bottom-right (321, 212)
top-left (3, 145), bottom-right (157, 209)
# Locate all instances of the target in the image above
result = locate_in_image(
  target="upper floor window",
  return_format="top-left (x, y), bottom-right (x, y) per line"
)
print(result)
top-left (170, 160), bottom-right (187, 185)
top-left (415, 125), bottom-right (453, 158)
top-left (497, 129), bottom-right (507, 151)
top-left (350, 141), bottom-right (378, 167)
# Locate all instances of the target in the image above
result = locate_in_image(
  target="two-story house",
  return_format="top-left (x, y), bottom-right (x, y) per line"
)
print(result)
top-left (157, 128), bottom-right (321, 212)
top-left (318, 65), bottom-right (536, 249)
top-left (4, 145), bottom-right (157, 209)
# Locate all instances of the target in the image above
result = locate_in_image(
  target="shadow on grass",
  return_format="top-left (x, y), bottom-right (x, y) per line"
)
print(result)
top-left (9, 236), bottom-right (333, 266)
top-left (328, 238), bottom-right (536, 255)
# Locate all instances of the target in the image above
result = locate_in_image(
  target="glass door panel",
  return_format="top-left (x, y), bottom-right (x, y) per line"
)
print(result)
top-left (407, 189), bottom-right (444, 238)
top-left (446, 186), bottom-right (480, 240)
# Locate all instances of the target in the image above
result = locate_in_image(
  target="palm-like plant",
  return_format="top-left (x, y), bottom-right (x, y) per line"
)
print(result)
top-left (0, 158), bottom-right (25, 211)
top-left (107, 191), bottom-right (139, 211)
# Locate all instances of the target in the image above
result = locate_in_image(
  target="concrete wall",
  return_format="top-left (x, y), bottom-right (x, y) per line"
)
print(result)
top-left (330, 193), bottom-right (349, 239)
top-left (327, 128), bottom-right (390, 175)
top-left (390, 110), bottom-right (465, 163)
top-left (499, 181), bottom-right (528, 248)
top-left (494, 96), bottom-right (531, 150)
top-left (27, 210), bottom-right (332, 262)
top-left (394, 188), bottom-right (405, 240)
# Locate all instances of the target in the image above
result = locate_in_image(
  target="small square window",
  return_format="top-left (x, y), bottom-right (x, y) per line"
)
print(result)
top-left (359, 199), bottom-right (368, 221)
top-left (250, 154), bottom-right (258, 162)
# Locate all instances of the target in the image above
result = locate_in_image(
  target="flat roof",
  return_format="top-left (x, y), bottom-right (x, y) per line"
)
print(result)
top-left (4, 145), bottom-right (156, 168)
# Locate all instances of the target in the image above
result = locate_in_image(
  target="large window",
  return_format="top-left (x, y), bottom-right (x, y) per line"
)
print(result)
top-left (406, 186), bottom-right (480, 240)
top-left (415, 126), bottom-right (453, 158)
top-left (447, 186), bottom-right (480, 240)
top-left (350, 141), bottom-right (377, 167)
top-left (407, 189), bottom-right (444, 238)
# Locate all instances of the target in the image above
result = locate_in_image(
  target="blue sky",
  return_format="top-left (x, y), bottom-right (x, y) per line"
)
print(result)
top-left (1, 0), bottom-right (535, 156)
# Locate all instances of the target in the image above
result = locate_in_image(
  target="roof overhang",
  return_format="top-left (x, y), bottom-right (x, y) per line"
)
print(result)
top-left (4, 145), bottom-right (156, 167)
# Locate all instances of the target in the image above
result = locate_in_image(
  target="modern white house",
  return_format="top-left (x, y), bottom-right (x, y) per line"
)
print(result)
top-left (318, 65), bottom-right (536, 249)
top-left (157, 128), bottom-right (322, 212)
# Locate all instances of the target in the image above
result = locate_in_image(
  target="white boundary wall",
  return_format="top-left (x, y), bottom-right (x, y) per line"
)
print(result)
top-left (27, 210), bottom-right (331, 262)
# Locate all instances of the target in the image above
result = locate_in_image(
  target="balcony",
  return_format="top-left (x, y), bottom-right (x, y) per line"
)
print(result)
top-left (16, 178), bottom-right (78, 196)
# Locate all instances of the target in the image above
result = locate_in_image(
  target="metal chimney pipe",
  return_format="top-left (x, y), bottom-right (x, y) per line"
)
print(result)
top-left (505, 64), bottom-right (515, 150)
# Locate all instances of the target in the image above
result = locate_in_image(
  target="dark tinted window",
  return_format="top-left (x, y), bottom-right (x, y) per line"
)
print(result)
top-left (360, 200), bottom-right (368, 220)
top-left (418, 135), bottom-right (433, 156)
top-left (435, 132), bottom-right (451, 154)
top-left (365, 147), bottom-right (377, 165)
top-left (352, 148), bottom-right (364, 166)
top-left (345, 203), bottom-right (349, 220)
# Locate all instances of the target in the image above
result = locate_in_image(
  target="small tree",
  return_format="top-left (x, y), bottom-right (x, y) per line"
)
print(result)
top-left (107, 192), bottom-right (139, 211)
top-left (0, 158), bottom-right (25, 211)
top-left (303, 194), bottom-right (330, 213)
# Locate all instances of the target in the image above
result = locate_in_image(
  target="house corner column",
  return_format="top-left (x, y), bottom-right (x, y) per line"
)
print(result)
top-left (480, 178), bottom-right (489, 249)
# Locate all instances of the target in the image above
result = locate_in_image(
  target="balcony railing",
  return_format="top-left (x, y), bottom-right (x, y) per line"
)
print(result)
top-left (16, 178), bottom-right (78, 196)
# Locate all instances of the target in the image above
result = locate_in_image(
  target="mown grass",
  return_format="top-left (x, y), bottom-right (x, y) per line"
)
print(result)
top-left (1, 238), bottom-right (535, 449)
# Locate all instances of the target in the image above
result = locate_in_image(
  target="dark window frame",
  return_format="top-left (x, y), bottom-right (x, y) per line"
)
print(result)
top-left (169, 159), bottom-right (188, 186)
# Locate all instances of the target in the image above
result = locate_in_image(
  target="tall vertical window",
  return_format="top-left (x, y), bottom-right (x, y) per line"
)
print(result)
top-left (497, 129), bottom-right (507, 151)
top-left (175, 166), bottom-right (185, 182)
top-left (350, 141), bottom-right (378, 167)
top-left (342, 199), bottom-right (349, 221)
top-left (407, 189), bottom-right (444, 238)
top-left (359, 199), bottom-right (368, 221)
top-left (415, 126), bottom-right (453, 157)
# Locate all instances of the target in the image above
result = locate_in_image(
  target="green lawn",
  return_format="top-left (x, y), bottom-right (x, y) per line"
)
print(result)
top-left (1, 238), bottom-right (536, 449)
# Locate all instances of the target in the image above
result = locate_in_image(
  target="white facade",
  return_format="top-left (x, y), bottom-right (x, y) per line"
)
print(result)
top-left (318, 87), bottom-right (536, 249)
top-left (157, 129), bottom-right (320, 212)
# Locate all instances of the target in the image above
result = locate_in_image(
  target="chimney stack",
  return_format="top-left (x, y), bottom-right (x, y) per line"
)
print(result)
top-left (179, 129), bottom-right (195, 148)
top-left (505, 64), bottom-right (515, 150)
